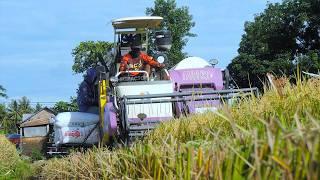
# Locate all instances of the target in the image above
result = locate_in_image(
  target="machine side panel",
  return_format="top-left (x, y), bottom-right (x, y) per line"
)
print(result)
top-left (103, 102), bottom-right (117, 139)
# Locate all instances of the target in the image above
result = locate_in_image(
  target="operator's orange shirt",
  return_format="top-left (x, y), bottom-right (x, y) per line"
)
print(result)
top-left (119, 52), bottom-right (160, 75)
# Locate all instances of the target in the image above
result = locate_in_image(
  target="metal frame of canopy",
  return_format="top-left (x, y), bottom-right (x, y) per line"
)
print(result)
top-left (111, 16), bottom-right (164, 62)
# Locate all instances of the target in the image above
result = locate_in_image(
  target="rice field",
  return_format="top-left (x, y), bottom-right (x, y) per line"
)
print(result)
top-left (39, 77), bottom-right (320, 179)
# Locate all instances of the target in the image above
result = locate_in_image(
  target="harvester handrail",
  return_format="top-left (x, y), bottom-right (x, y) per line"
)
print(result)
top-left (124, 87), bottom-right (258, 100)
top-left (124, 92), bottom-right (255, 105)
top-left (127, 95), bottom-right (224, 104)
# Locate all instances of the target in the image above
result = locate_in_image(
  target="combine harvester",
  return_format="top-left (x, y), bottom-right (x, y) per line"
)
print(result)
top-left (47, 16), bottom-right (258, 155)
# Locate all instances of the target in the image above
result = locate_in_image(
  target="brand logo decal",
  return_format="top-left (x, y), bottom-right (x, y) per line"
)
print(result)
top-left (182, 70), bottom-right (214, 81)
top-left (64, 130), bottom-right (81, 137)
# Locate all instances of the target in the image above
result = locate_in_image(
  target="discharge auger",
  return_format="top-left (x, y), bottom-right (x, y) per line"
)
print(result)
top-left (46, 16), bottom-right (258, 156)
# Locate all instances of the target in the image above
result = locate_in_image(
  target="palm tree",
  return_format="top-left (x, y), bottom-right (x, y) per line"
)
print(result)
top-left (0, 104), bottom-right (6, 120)
top-left (0, 85), bottom-right (7, 98)
top-left (6, 97), bottom-right (34, 133)
top-left (6, 100), bottom-right (21, 133)
top-left (0, 104), bottom-right (7, 133)
top-left (18, 96), bottom-right (33, 114)
top-left (3, 97), bottom-right (33, 133)
top-left (34, 103), bottom-right (43, 113)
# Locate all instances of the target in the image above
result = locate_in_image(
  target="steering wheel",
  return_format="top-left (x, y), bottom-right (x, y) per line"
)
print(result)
top-left (116, 71), bottom-right (149, 82)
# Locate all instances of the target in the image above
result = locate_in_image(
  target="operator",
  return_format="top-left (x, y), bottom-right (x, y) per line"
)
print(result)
top-left (77, 68), bottom-right (99, 114)
top-left (119, 36), bottom-right (165, 76)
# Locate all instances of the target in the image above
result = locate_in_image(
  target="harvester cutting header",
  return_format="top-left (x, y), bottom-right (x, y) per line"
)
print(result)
top-left (47, 16), bottom-right (258, 155)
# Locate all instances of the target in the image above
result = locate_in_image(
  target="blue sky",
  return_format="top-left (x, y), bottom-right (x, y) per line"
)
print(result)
top-left (0, 0), bottom-right (280, 106)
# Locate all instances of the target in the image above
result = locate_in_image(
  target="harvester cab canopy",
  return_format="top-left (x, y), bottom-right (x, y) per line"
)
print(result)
top-left (112, 16), bottom-right (163, 30)
top-left (110, 16), bottom-right (167, 79)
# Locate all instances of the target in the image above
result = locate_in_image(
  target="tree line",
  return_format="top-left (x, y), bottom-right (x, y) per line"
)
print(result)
top-left (227, 0), bottom-right (320, 88)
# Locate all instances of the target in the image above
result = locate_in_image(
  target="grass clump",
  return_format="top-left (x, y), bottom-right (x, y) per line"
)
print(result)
top-left (41, 77), bottom-right (320, 179)
top-left (0, 135), bottom-right (33, 179)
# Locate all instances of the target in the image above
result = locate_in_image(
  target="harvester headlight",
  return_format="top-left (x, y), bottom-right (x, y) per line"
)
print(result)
top-left (157, 56), bottom-right (165, 63)
top-left (153, 53), bottom-right (168, 64)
